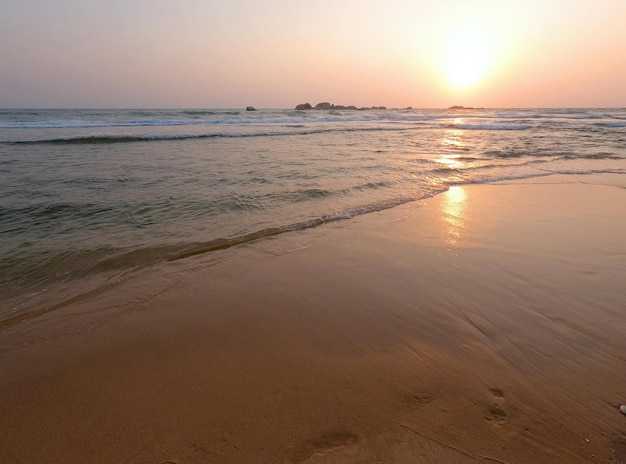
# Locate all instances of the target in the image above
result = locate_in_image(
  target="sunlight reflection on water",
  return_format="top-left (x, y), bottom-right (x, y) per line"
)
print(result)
top-left (436, 125), bottom-right (467, 168)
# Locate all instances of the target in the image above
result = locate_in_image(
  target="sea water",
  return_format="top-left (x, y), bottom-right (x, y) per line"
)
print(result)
top-left (1, 107), bottom-right (625, 323)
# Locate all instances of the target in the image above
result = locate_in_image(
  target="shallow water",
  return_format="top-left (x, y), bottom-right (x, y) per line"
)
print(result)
top-left (1, 107), bottom-right (625, 322)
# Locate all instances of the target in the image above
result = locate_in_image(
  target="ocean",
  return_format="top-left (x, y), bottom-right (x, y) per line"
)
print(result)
top-left (1, 107), bottom-right (625, 324)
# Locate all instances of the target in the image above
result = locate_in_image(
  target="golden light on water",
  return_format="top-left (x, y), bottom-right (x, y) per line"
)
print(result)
top-left (436, 155), bottom-right (463, 169)
top-left (441, 185), bottom-right (468, 246)
top-left (442, 125), bottom-right (465, 148)
top-left (435, 125), bottom-right (466, 169)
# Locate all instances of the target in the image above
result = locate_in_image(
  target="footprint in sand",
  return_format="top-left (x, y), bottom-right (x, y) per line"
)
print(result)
top-left (485, 404), bottom-right (508, 424)
top-left (407, 392), bottom-right (433, 408)
top-left (293, 430), bottom-right (359, 462)
top-left (485, 388), bottom-right (507, 425)
top-left (612, 437), bottom-right (626, 464)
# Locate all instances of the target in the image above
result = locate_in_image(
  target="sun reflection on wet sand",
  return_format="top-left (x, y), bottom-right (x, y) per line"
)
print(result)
top-left (441, 185), bottom-right (468, 246)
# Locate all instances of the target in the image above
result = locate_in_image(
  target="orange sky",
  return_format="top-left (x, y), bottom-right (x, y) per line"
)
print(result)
top-left (1, 0), bottom-right (625, 108)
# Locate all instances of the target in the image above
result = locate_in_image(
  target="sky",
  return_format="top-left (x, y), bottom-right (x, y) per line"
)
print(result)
top-left (1, 0), bottom-right (625, 108)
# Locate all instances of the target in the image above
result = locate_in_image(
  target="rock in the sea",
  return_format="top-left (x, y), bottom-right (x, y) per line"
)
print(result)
top-left (314, 102), bottom-right (333, 110)
top-left (295, 102), bottom-right (390, 111)
top-left (448, 105), bottom-right (485, 110)
top-left (246, 106), bottom-right (258, 111)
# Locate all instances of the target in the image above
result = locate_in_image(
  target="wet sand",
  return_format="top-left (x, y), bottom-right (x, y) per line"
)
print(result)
top-left (1, 174), bottom-right (625, 463)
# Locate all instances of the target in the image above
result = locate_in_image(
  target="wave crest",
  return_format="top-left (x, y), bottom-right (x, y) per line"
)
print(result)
top-left (449, 123), bottom-right (532, 131)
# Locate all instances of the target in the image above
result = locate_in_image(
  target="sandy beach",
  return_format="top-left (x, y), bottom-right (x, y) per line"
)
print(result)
top-left (1, 174), bottom-right (625, 464)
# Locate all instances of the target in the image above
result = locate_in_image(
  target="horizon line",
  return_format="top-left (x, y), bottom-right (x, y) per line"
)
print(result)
top-left (2, 106), bottom-right (626, 110)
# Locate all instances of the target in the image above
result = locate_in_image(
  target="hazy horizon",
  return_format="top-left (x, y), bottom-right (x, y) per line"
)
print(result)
top-left (2, 0), bottom-right (625, 109)
top-left (2, 105), bottom-right (626, 110)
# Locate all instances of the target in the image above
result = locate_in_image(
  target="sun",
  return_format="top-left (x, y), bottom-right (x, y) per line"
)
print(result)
top-left (444, 38), bottom-right (491, 90)
top-left (438, 19), bottom-right (496, 92)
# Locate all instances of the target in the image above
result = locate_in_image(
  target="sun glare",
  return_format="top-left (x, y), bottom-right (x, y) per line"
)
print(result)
top-left (444, 39), bottom-right (490, 89)
top-left (438, 19), bottom-right (497, 92)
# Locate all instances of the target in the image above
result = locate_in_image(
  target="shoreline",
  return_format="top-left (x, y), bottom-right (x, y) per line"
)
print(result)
top-left (1, 174), bottom-right (625, 463)
top-left (0, 170), bottom-right (558, 330)
top-left (1, 170), bottom-right (611, 329)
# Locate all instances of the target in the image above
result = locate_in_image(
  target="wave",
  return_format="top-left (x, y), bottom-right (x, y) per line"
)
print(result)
top-left (0, 112), bottom-right (469, 130)
top-left (4, 166), bottom-right (581, 285)
top-left (595, 122), bottom-right (626, 128)
top-left (0, 113), bottom-right (391, 129)
top-left (558, 153), bottom-right (624, 160)
top-left (25, 167), bottom-right (619, 272)
top-left (0, 119), bottom-right (205, 129)
top-left (0, 194), bottom-right (422, 326)
top-left (0, 200), bottom-right (129, 233)
top-left (0, 194), bottom-right (427, 319)
top-left (448, 123), bottom-right (532, 131)
top-left (181, 110), bottom-right (240, 117)
top-left (9, 134), bottom-right (206, 144)
top-left (482, 148), bottom-right (624, 160)
top-left (3, 164), bottom-right (623, 327)
top-left (155, 193), bottom-right (448, 262)
top-left (6, 126), bottom-right (412, 145)
top-left (483, 148), bottom-right (554, 158)
top-left (559, 112), bottom-right (611, 120)
top-left (3, 108), bottom-right (625, 130)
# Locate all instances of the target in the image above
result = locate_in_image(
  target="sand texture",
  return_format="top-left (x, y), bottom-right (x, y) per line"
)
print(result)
top-left (1, 174), bottom-right (625, 463)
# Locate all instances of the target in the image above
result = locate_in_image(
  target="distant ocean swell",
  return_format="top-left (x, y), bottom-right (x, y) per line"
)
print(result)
top-left (8, 123), bottom-right (621, 146)
top-left (0, 114), bottom-right (426, 129)
top-left (2, 108), bottom-right (625, 130)
top-left (447, 123), bottom-right (532, 130)
top-left (5, 126), bottom-right (409, 145)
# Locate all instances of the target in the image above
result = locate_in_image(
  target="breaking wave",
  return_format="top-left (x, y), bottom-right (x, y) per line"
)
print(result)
top-left (6, 126), bottom-right (411, 145)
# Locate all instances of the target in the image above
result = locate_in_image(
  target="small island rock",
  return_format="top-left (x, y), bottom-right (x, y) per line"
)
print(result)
top-left (448, 105), bottom-right (485, 110)
top-left (294, 101), bottom-right (392, 111)
top-left (246, 106), bottom-right (258, 111)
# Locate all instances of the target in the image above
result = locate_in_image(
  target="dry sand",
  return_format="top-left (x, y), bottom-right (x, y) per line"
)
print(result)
top-left (1, 174), bottom-right (625, 463)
